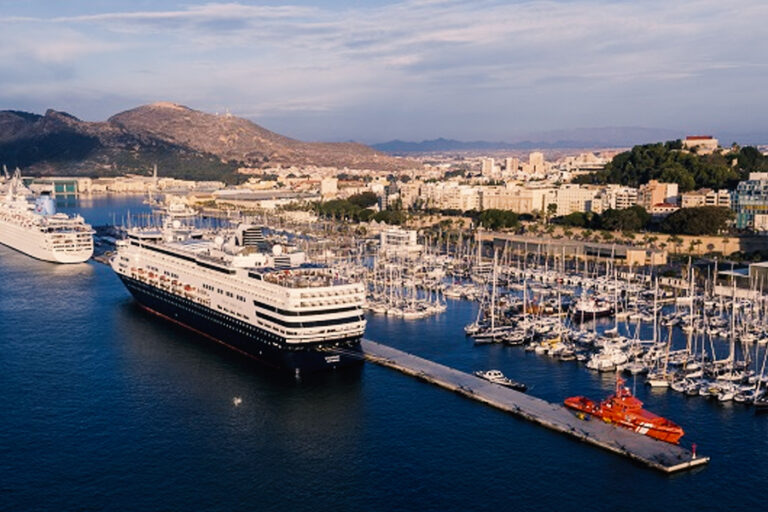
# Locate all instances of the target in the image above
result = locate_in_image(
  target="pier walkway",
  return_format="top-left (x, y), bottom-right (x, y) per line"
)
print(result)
top-left (361, 339), bottom-right (709, 474)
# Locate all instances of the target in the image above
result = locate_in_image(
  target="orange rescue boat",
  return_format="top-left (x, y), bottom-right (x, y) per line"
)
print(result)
top-left (564, 377), bottom-right (685, 444)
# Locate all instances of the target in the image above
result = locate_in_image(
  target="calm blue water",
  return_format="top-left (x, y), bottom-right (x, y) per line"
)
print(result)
top-left (1, 195), bottom-right (766, 511)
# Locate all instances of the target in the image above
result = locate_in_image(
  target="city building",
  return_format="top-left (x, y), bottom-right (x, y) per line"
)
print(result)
top-left (398, 181), bottom-right (422, 209)
top-left (504, 157), bottom-right (519, 175)
top-left (481, 158), bottom-right (498, 178)
top-left (733, 172), bottom-right (768, 232)
top-left (421, 182), bottom-right (480, 211)
top-left (682, 135), bottom-right (719, 155)
top-left (638, 180), bottom-right (678, 209)
top-left (479, 185), bottom-right (534, 213)
top-left (589, 185), bottom-right (637, 214)
top-left (649, 203), bottom-right (680, 218)
top-left (212, 189), bottom-right (320, 210)
top-left (529, 152), bottom-right (545, 174)
top-left (480, 232), bottom-right (667, 266)
top-left (611, 186), bottom-right (639, 210)
top-left (379, 227), bottom-right (422, 257)
top-left (557, 152), bottom-right (608, 173)
top-left (320, 177), bottom-right (338, 199)
top-left (546, 184), bottom-right (599, 216)
top-left (680, 188), bottom-right (731, 208)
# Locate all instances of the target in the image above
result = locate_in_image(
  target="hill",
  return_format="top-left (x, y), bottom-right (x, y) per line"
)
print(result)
top-left (0, 103), bottom-right (414, 182)
top-left (574, 140), bottom-right (768, 191)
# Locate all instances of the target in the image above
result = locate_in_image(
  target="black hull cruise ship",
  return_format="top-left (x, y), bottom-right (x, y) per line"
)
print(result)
top-left (111, 222), bottom-right (366, 374)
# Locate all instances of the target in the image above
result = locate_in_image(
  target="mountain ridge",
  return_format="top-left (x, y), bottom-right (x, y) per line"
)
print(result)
top-left (0, 103), bottom-right (414, 181)
top-left (372, 127), bottom-right (685, 153)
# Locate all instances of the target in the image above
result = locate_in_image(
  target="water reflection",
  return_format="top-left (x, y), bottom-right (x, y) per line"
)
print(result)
top-left (113, 299), bottom-right (367, 462)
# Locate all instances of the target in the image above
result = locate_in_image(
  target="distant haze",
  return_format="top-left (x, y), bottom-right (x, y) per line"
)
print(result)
top-left (1, 1), bottom-right (767, 144)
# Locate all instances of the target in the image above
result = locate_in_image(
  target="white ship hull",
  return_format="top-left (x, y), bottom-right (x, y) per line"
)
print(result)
top-left (0, 217), bottom-right (93, 263)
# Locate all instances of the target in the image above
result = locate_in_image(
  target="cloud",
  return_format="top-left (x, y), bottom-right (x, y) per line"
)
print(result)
top-left (1, 0), bottom-right (767, 140)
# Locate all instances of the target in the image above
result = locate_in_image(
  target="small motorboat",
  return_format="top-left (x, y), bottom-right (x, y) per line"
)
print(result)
top-left (473, 369), bottom-right (527, 392)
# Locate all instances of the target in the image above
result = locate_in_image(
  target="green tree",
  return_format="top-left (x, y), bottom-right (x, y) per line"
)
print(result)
top-left (572, 140), bottom-right (763, 191)
top-left (347, 191), bottom-right (378, 209)
top-left (689, 239), bottom-right (702, 253)
top-left (478, 209), bottom-right (519, 230)
top-left (546, 203), bottom-right (558, 224)
top-left (660, 206), bottom-right (733, 236)
top-left (552, 211), bottom-right (591, 227)
top-left (598, 206), bottom-right (650, 231)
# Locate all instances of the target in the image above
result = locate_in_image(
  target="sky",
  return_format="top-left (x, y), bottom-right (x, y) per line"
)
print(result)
top-left (1, 0), bottom-right (766, 143)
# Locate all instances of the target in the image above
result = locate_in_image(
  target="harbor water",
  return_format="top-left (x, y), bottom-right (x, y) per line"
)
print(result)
top-left (1, 195), bottom-right (767, 511)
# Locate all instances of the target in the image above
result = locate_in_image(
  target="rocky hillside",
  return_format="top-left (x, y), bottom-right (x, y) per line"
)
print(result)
top-left (0, 103), bottom-right (414, 181)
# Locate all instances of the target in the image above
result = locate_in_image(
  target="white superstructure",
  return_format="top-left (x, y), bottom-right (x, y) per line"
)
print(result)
top-left (0, 170), bottom-right (93, 263)
top-left (110, 221), bottom-right (366, 372)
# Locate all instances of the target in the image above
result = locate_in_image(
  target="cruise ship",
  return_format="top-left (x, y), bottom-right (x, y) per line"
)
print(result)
top-left (0, 169), bottom-right (94, 263)
top-left (110, 221), bottom-right (366, 374)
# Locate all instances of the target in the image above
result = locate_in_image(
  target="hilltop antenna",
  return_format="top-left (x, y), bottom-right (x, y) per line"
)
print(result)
top-left (2, 164), bottom-right (8, 179)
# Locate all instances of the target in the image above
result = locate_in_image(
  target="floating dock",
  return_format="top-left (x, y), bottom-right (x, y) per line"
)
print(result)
top-left (361, 339), bottom-right (709, 474)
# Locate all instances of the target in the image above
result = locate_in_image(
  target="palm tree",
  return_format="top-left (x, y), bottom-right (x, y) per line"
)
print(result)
top-left (669, 235), bottom-right (683, 254)
top-left (689, 239), bottom-right (702, 254)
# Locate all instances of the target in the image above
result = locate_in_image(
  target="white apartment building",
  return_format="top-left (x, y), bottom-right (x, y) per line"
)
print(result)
top-left (505, 157), bottom-right (519, 175)
top-left (320, 177), bottom-right (338, 199)
top-left (421, 182), bottom-right (480, 211)
top-left (529, 152), bottom-right (545, 173)
top-left (481, 158), bottom-right (499, 178)
top-left (479, 185), bottom-right (535, 213)
top-left (398, 181), bottom-right (422, 209)
top-left (557, 152), bottom-right (608, 172)
top-left (379, 228), bottom-right (422, 257)
top-left (680, 188), bottom-right (731, 208)
top-left (682, 135), bottom-right (719, 155)
top-left (545, 184), bottom-right (600, 216)
top-left (591, 185), bottom-right (638, 213)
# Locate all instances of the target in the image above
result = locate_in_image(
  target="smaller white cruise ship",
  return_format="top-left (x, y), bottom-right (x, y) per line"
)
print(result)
top-left (0, 169), bottom-right (94, 263)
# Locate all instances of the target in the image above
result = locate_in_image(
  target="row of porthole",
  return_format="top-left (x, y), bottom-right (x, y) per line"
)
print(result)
top-left (134, 281), bottom-right (286, 349)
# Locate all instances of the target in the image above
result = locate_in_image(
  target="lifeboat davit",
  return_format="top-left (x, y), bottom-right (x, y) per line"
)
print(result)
top-left (564, 376), bottom-right (685, 444)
